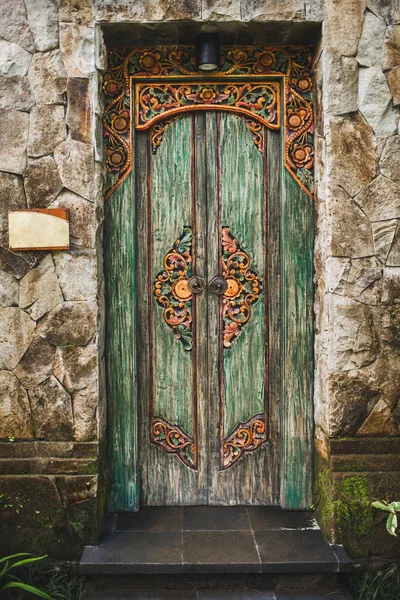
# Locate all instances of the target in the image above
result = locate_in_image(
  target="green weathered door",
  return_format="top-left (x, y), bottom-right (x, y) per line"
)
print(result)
top-left (135, 111), bottom-right (280, 505)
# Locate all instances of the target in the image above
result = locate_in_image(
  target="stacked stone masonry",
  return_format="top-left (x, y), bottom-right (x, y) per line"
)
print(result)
top-left (0, 0), bottom-right (399, 559)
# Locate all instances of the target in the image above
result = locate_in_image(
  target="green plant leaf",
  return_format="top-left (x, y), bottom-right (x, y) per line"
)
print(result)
top-left (390, 501), bottom-right (400, 511)
top-left (0, 581), bottom-right (54, 599)
top-left (8, 555), bottom-right (47, 569)
top-left (0, 561), bottom-right (9, 577)
top-left (386, 512), bottom-right (398, 537)
top-left (371, 501), bottom-right (390, 511)
top-left (0, 553), bottom-right (33, 564)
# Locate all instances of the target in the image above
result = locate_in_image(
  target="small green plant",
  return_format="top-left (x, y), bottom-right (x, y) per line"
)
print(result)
top-left (372, 500), bottom-right (400, 537)
top-left (0, 553), bottom-right (52, 599)
top-left (351, 567), bottom-right (400, 600)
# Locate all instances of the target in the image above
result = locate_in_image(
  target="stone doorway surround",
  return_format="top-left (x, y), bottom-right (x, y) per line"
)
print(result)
top-left (0, 0), bottom-right (399, 563)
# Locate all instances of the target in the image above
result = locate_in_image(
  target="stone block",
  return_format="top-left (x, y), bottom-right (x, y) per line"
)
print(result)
top-left (25, 0), bottom-right (59, 52)
top-left (356, 10), bottom-right (386, 67)
top-left (14, 336), bottom-right (56, 389)
top-left (387, 66), bottom-right (400, 105)
top-left (95, 0), bottom-right (201, 21)
top-left (240, 0), bottom-right (305, 20)
top-left (387, 225), bottom-right (400, 265)
top-left (60, 23), bottom-right (95, 77)
top-left (0, 40), bottom-right (32, 76)
top-left (54, 252), bottom-right (97, 301)
top-left (328, 112), bottom-right (377, 197)
top-left (73, 385), bottom-right (98, 441)
top-left (27, 106), bottom-right (67, 158)
top-left (0, 248), bottom-right (30, 280)
top-left (0, 371), bottom-right (33, 439)
top-left (366, 0), bottom-right (400, 25)
top-left (0, 0), bottom-right (34, 53)
top-left (380, 136), bottom-right (400, 183)
top-left (325, 55), bottom-right (358, 116)
top-left (330, 187), bottom-right (374, 258)
top-left (54, 343), bottom-right (97, 393)
top-left (28, 50), bottom-right (67, 106)
top-left (0, 272), bottom-right (18, 308)
top-left (325, 0), bottom-right (366, 57)
top-left (383, 25), bottom-right (400, 70)
top-left (66, 78), bottom-right (92, 144)
top-left (20, 254), bottom-right (63, 321)
top-left (29, 376), bottom-right (74, 440)
top-left (329, 370), bottom-right (380, 437)
top-left (38, 301), bottom-right (96, 346)
top-left (379, 307), bottom-right (400, 352)
top-left (60, 0), bottom-right (95, 25)
top-left (329, 295), bottom-right (380, 372)
top-left (333, 257), bottom-right (383, 305)
top-left (54, 140), bottom-right (94, 200)
top-left (0, 109), bottom-right (28, 174)
top-left (355, 174), bottom-right (400, 221)
top-left (381, 266), bottom-right (400, 304)
top-left (357, 398), bottom-right (399, 435)
top-left (24, 156), bottom-right (63, 208)
top-left (0, 308), bottom-right (35, 370)
top-left (372, 220), bottom-right (398, 262)
top-left (50, 191), bottom-right (95, 248)
top-left (55, 474), bottom-right (98, 506)
top-left (305, 0), bottom-right (324, 20)
top-left (358, 66), bottom-right (397, 137)
top-left (0, 76), bottom-right (35, 111)
top-left (0, 173), bottom-right (26, 237)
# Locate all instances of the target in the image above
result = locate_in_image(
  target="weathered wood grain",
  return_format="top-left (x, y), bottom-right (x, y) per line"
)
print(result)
top-left (104, 171), bottom-right (139, 511)
top-left (280, 168), bottom-right (314, 510)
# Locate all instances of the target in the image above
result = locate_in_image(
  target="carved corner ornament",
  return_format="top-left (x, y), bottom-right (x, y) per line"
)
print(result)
top-left (103, 46), bottom-right (314, 200)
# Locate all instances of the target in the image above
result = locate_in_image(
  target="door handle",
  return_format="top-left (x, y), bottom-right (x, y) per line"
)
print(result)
top-left (209, 276), bottom-right (228, 295)
top-left (188, 276), bottom-right (206, 294)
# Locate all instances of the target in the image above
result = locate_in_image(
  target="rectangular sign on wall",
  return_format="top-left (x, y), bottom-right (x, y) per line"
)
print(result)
top-left (8, 209), bottom-right (70, 251)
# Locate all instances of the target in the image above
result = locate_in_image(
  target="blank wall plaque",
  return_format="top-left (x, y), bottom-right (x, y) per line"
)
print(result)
top-left (8, 209), bottom-right (70, 251)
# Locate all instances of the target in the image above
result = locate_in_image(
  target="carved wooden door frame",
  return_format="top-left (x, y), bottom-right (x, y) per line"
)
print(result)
top-left (103, 45), bottom-right (314, 511)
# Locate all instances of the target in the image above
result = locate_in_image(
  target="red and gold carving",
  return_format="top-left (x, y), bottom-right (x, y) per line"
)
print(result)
top-left (221, 228), bottom-right (263, 348)
top-left (222, 414), bottom-right (267, 469)
top-left (103, 45), bottom-right (314, 200)
top-left (152, 417), bottom-right (196, 469)
top-left (153, 227), bottom-right (193, 351)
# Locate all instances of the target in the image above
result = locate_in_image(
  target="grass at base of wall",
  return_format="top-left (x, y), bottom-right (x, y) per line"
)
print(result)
top-left (351, 567), bottom-right (400, 600)
top-left (1, 561), bottom-right (84, 600)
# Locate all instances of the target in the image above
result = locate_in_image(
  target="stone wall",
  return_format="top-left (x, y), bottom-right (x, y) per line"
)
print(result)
top-left (314, 0), bottom-right (400, 558)
top-left (0, 0), bottom-right (399, 560)
top-left (0, 0), bottom-right (107, 558)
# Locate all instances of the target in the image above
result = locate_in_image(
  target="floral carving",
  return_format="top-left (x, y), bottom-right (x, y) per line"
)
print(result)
top-left (135, 82), bottom-right (280, 131)
top-left (152, 417), bottom-right (196, 469)
top-left (103, 45), bottom-right (314, 200)
top-left (153, 227), bottom-right (193, 351)
top-left (221, 228), bottom-right (263, 348)
top-left (222, 414), bottom-right (267, 469)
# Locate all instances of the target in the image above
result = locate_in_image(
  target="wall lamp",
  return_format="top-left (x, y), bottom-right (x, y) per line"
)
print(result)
top-left (196, 32), bottom-right (220, 71)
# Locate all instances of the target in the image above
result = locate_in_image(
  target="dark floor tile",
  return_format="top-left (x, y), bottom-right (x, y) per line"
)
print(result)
top-left (80, 531), bottom-right (183, 574)
top-left (183, 531), bottom-right (260, 573)
top-left (276, 595), bottom-right (352, 600)
top-left (116, 507), bottom-right (183, 532)
top-left (330, 545), bottom-right (352, 572)
top-left (247, 507), bottom-right (315, 531)
top-left (183, 507), bottom-right (251, 531)
top-left (254, 530), bottom-right (338, 573)
top-left (198, 593), bottom-right (275, 599)
top-left (85, 592), bottom-right (197, 600)
top-left (102, 513), bottom-right (117, 534)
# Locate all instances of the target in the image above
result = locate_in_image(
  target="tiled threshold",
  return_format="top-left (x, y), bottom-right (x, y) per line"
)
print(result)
top-left (80, 507), bottom-right (351, 576)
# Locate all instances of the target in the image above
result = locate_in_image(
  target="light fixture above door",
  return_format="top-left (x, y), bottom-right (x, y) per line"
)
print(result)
top-left (195, 32), bottom-right (220, 71)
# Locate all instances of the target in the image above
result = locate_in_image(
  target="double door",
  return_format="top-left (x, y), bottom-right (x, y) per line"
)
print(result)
top-left (136, 111), bottom-right (280, 505)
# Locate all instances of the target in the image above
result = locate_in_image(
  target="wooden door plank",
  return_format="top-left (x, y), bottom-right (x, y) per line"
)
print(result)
top-left (140, 114), bottom-right (201, 505)
top-left (208, 113), bottom-right (273, 505)
top-left (280, 168), bottom-right (314, 509)
top-left (104, 171), bottom-right (139, 511)
top-left (193, 112), bottom-right (209, 503)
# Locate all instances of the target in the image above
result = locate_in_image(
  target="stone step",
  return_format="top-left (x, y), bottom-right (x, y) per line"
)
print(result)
top-left (84, 591), bottom-right (353, 600)
top-left (80, 507), bottom-right (351, 577)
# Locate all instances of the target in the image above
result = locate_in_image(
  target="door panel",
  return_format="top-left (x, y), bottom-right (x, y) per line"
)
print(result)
top-left (138, 108), bottom-right (279, 505)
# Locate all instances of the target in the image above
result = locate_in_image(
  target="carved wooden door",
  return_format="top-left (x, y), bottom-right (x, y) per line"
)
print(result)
top-left (137, 110), bottom-right (280, 505)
